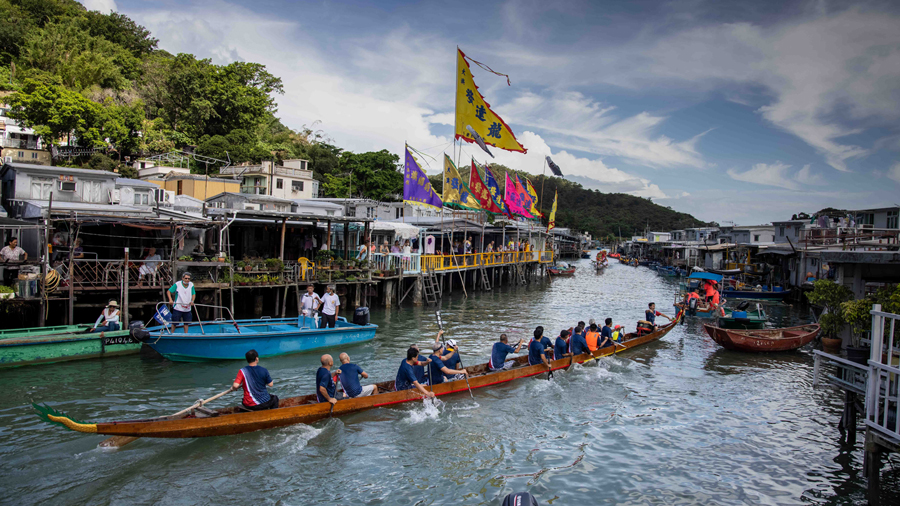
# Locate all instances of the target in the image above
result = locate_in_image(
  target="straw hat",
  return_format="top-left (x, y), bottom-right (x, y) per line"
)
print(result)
top-left (108, 300), bottom-right (119, 307)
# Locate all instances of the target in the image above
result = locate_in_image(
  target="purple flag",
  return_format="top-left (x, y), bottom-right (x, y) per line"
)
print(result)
top-left (483, 165), bottom-right (509, 215)
top-left (403, 147), bottom-right (443, 209)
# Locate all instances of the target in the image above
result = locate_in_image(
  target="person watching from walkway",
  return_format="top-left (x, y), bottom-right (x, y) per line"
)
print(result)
top-left (555, 329), bottom-right (572, 360)
top-left (167, 272), bottom-right (196, 333)
top-left (357, 239), bottom-right (369, 262)
top-left (317, 285), bottom-right (340, 328)
top-left (529, 326), bottom-right (551, 368)
top-left (137, 247), bottom-right (161, 287)
top-left (338, 352), bottom-right (377, 398)
top-left (429, 342), bottom-right (469, 384)
top-left (300, 284), bottom-right (322, 318)
top-left (1, 236), bottom-right (27, 286)
top-left (232, 349), bottom-right (278, 411)
top-left (489, 333), bottom-right (524, 371)
top-left (395, 347), bottom-right (435, 398)
top-left (88, 299), bottom-right (120, 336)
top-left (645, 302), bottom-right (671, 327)
top-left (316, 354), bottom-right (342, 404)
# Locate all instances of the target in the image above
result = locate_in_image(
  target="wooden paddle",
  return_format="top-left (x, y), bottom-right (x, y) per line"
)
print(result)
top-left (329, 373), bottom-right (340, 417)
top-left (99, 387), bottom-right (237, 448)
top-left (435, 311), bottom-right (474, 399)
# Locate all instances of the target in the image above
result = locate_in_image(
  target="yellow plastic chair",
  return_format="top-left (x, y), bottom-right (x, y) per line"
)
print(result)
top-left (297, 257), bottom-right (315, 281)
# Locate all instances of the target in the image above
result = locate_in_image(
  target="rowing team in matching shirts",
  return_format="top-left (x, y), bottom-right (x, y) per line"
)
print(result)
top-left (231, 304), bottom-right (673, 411)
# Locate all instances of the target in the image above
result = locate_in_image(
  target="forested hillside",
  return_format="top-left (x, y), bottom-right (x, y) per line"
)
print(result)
top-left (0, 0), bottom-right (703, 238)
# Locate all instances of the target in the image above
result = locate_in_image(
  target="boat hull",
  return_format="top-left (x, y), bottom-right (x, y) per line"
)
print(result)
top-left (0, 325), bottom-right (138, 368)
top-left (45, 318), bottom-right (681, 438)
top-left (703, 323), bottom-right (819, 352)
top-left (142, 316), bottom-right (378, 362)
top-left (722, 289), bottom-right (789, 301)
top-left (714, 317), bottom-right (766, 330)
top-left (548, 268), bottom-right (576, 275)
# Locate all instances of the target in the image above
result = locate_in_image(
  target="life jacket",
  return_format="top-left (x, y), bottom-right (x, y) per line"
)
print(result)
top-left (611, 329), bottom-right (623, 342)
top-left (585, 331), bottom-right (600, 351)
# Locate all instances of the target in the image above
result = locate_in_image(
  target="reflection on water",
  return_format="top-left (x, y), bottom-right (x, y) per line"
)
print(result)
top-left (1, 257), bottom-right (897, 505)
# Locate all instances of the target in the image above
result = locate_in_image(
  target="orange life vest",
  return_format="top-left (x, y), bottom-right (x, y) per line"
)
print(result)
top-left (585, 331), bottom-right (600, 351)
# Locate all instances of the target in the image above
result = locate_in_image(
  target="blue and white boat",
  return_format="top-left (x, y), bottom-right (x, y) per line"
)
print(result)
top-left (135, 311), bottom-right (377, 362)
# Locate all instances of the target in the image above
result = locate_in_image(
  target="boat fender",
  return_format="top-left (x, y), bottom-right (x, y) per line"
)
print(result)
top-left (502, 492), bottom-right (539, 506)
top-left (130, 328), bottom-right (151, 342)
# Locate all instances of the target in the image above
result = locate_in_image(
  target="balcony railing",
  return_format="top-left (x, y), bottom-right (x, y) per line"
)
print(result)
top-left (240, 186), bottom-right (267, 195)
top-left (0, 138), bottom-right (39, 149)
top-left (800, 226), bottom-right (900, 248)
top-left (866, 304), bottom-right (900, 445)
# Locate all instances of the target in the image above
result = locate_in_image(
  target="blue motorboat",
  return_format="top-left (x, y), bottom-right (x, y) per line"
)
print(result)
top-left (135, 314), bottom-right (378, 362)
top-left (722, 287), bottom-right (789, 301)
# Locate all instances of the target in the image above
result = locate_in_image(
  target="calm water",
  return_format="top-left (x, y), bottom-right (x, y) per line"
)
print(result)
top-left (2, 258), bottom-right (897, 505)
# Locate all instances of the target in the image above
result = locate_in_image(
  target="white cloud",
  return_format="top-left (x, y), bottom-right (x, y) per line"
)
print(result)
top-left (727, 162), bottom-right (823, 190)
top-left (81, 0), bottom-right (117, 13)
top-left (888, 162), bottom-right (900, 184)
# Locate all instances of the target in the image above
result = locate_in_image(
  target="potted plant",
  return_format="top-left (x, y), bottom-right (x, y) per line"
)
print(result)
top-left (806, 280), bottom-right (854, 357)
top-left (178, 255), bottom-right (193, 262)
top-left (217, 254), bottom-right (228, 263)
top-left (333, 270), bottom-right (344, 281)
top-left (0, 285), bottom-right (14, 300)
top-left (315, 249), bottom-right (334, 268)
top-left (842, 285), bottom-right (900, 361)
top-left (373, 270), bottom-right (383, 277)
top-left (346, 275), bottom-right (357, 282)
top-left (265, 258), bottom-right (284, 273)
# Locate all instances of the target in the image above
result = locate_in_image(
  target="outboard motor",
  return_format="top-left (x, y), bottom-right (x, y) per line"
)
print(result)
top-left (502, 492), bottom-right (539, 506)
top-left (130, 327), bottom-right (151, 343)
top-left (736, 301), bottom-right (751, 311)
top-left (128, 320), bottom-right (144, 330)
top-left (688, 297), bottom-right (699, 316)
top-left (353, 307), bottom-right (370, 326)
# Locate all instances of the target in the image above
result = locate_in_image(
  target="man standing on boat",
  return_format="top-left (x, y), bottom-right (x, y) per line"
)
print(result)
top-left (316, 354), bottom-right (342, 404)
top-left (338, 352), bottom-right (377, 398)
top-left (300, 284), bottom-right (321, 319)
top-left (317, 285), bottom-right (340, 329)
top-left (489, 334), bottom-right (524, 371)
top-left (167, 272), bottom-right (196, 333)
top-left (232, 349), bottom-right (278, 411)
top-left (645, 302), bottom-right (671, 328)
top-left (395, 347), bottom-right (435, 398)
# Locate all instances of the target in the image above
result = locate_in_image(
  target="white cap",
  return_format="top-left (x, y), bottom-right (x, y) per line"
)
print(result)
top-left (446, 339), bottom-right (458, 349)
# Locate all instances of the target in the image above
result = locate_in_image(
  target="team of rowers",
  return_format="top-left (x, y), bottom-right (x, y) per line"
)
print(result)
top-left (228, 302), bottom-right (672, 411)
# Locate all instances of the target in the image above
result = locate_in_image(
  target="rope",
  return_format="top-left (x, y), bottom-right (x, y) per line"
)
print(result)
top-left (464, 55), bottom-right (512, 86)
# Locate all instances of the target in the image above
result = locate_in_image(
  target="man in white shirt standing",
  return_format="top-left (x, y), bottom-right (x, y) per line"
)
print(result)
top-left (317, 284), bottom-right (340, 329)
top-left (167, 272), bottom-right (196, 333)
top-left (300, 284), bottom-right (321, 320)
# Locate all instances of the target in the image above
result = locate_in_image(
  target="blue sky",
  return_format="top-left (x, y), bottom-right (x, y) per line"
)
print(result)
top-left (87, 0), bottom-right (900, 224)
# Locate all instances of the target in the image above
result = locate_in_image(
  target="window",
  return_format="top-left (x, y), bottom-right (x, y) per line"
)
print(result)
top-left (17, 151), bottom-right (23, 158)
top-left (366, 207), bottom-right (375, 218)
top-left (326, 210), bottom-right (335, 216)
top-left (857, 213), bottom-right (875, 225)
top-left (276, 178), bottom-right (283, 190)
top-left (395, 207), bottom-right (404, 219)
top-left (81, 181), bottom-right (101, 202)
top-left (754, 234), bottom-right (760, 242)
top-left (779, 226), bottom-right (785, 236)
top-left (795, 226), bottom-right (800, 237)
top-left (177, 180), bottom-right (183, 195)
top-left (30, 179), bottom-right (52, 199)
top-left (887, 210), bottom-right (898, 229)
top-left (31, 152), bottom-right (38, 159)
top-left (133, 192), bottom-right (150, 206)
top-left (291, 180), bottom-right (303, 192)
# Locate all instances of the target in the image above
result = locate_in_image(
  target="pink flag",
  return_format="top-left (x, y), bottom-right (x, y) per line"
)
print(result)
top-left (504, 173), bottom-right (534, 218)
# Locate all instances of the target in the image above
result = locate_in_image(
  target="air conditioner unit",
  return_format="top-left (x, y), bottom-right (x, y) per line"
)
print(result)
top-left (153, 188), bottom-right (174, 205)
top-left (4, 156), bottom-right (11, 163)
top-left (109, 189), bottom-right (120, 203)
top-left (58, 180), bottom-right (76, 192)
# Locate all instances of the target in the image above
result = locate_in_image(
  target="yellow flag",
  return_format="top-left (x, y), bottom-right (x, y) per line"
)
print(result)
top-left (547, 190), bottom-right (557, 232)
top-left (455, 49), bottom-right (526, 153)
top-left (443, 154), bottom-right (482, 210)
top-left (525, 179), bottom-right (542, 217)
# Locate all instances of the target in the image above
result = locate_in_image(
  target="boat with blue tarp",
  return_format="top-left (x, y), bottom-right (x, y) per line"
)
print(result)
top-left (134, 305), bottom-right (377, 362)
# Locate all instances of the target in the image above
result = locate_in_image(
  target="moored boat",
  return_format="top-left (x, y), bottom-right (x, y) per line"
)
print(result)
top-left (722, 288), bottom-right (789, 301)
top-left (548, 266), bottom-right (576, 275)
top-left (714, 304), bottom-right (767, 329)
top-left (135, 314), bottom-right (378, 362)
top-left (35, 315), bottom-right (682, 439)
top-left (0, 324), bottom-right (139, 368)
top-left (702, 323), bottom-right (820, 352)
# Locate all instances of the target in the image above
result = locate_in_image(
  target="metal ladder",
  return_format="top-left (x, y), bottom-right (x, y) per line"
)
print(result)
top-left (422, 270), bottom-right (441, 306)
top-left (516, 264), bottom-right (527, 285)
top-left (479, 267), bottom-right (491, 291)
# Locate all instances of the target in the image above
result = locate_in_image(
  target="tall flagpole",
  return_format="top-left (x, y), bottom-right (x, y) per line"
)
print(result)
top-left (539, 158), bottom-right (546, 224)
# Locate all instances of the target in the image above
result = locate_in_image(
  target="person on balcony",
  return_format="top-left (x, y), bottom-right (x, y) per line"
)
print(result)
top-left (379, 240), bottom-right (390, 254)
top-left (357, 240), bottom-right (369, 262)
top-left (391, 241), bottom-right (401, 254)
top-left (1, 237), bottom-right (27, 286)
top-left (137, 247), bottom-right (162, 287)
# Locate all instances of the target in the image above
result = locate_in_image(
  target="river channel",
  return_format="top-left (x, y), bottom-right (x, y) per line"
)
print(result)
top-left (2, 258), bottom-right (898, 505)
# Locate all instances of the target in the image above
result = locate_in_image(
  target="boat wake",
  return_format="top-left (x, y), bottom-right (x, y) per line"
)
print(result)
top-left (273, 423), bottom-right (324, 454)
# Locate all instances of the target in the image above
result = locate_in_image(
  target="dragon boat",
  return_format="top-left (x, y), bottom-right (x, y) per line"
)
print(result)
top-left (34, 314), bottom-right (681, 440)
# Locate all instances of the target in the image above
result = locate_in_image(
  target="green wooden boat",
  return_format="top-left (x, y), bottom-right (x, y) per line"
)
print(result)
top-left (0, 324), bottom-right (141, 368)
top-left (715, 305), bottom-right (767, 330)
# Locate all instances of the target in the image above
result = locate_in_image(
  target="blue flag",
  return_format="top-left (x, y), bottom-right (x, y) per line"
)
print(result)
top-left (154, 305), bottom-right (173, 326)
top-left (483, 165), bottom-right (509, 216)
top-left (403, 147), bottom-right (443, 210)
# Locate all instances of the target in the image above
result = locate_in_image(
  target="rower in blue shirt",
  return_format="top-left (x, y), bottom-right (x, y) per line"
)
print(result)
top-left (428, 342), bottom-right (469, 384)
top-left (529, 326), bottom-right (551, 367)
top-left (395, 347), bottom-right (435, 398)
top-left (489, 333), bottom-right (524, 371)
top-left (600, 318), bottom-right (615, 348)
top-left (570, 324), bottom-right (590, 356)
top-left (441, 338), bottom-right (461, 371)
top-left (554, 329), bottom-right (572, 360)
top-left (407, 342), bottom-right (432, 385)
top-left (338, 352), bottom-right (378, 398)
top-left (315, 354), bottom-right (341, 404)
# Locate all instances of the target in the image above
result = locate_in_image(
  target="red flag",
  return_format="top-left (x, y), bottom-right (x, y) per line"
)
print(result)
top-left (504, 173), bottom-right (535, 218)
top-left (469, 160), bottom-right (504, 214)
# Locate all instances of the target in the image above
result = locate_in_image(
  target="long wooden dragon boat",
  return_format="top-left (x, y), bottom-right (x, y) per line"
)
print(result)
top-left (35, 314), bottom-right (681, 440)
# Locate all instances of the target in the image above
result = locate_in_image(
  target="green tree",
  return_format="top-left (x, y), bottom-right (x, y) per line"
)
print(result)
top-left (80, 11), bottom-right (157, 57)
top-left (8, 78), bottom-right (105, 146)
top-left (102, 99), bottom-right (144, 156)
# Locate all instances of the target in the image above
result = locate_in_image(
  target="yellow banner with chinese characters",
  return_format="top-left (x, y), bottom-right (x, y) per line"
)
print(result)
top-left (443, 154), bottom-right (482, 210)
top-left (455, 49), bottom-right (526, 153)
top-left (547, 190), bottom-right (557, 232)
